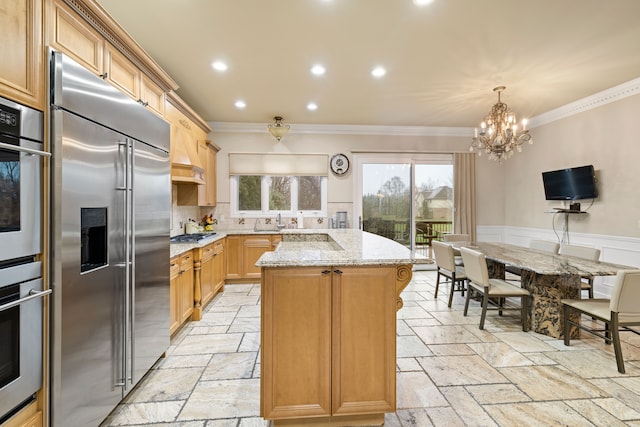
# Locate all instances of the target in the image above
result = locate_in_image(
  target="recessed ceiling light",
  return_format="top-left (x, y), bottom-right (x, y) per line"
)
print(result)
top-left (212, 61), bottom-right (228, 72)
top-left (234, 100), bottom-right (246, 109)
top-left (371, 66), bottom-right (387, 78)
top-left (413, 0), bottom-right (434, 5)
top-left (310, 64), bottom-right (326, 76)
top-left (307, 102), bottom-right (318, 111)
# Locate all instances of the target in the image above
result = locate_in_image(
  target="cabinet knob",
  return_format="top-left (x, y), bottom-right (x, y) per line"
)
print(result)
top-left (321, 270), bottom-right (331, 275)
top-left (333, 269), bottom-right (343, 275)
top-left (99, 72), bottom-right (108, 79)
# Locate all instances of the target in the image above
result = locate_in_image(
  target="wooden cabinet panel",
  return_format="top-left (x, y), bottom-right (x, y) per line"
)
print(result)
top-left (104, 44), bottom-right (139, 99)
top-left (331, 267), bottom-right (396, 415)
top-left (225, 235), bottom-right (243, 280)
top-left (193, 140), bottom-right (218, 207)
top-left (0, 0), bottom-right (44, 109)
top-left (199, 244), bottom-right (215, 307)
top-left (179, 253), bottom-right (194, 323)
top-left (243, 237), bottom-right (272, 279)
top-left (212, 240), bottom-right (225, 294)
top-left (261, 266), bottom-right (398, 422)
top-left (49, 0), bottom-right (103, 75)
top-left (170, 252), bottom-right (194, 335)
top-left (169, 256), bottom-right (181, 335)
top-left (226, 234), bottom-right (279, 281)
top-left (140, 73), bottom-right (165, 116)
top-left (261, 267), bottom-right (332, 419)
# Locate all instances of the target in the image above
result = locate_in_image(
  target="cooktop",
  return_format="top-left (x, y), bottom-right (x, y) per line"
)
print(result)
top-left (169, 233), bottom-right (216, 243)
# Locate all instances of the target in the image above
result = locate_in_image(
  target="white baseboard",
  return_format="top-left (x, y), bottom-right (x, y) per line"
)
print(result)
top-left (476, 225), bottom-right (640, 298)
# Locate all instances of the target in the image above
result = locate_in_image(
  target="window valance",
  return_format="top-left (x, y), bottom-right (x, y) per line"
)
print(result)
top-left (228, 153), bottom-right (329, 176)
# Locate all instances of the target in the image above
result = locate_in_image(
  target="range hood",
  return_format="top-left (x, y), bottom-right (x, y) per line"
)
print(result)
top-left (171, 123), bottom-right (205, 185)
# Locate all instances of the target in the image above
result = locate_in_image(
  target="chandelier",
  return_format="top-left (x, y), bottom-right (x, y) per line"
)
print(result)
top-left (267, 116), bottom-right (290, 142)
top-left (469, 86), bottom-right (532, 162)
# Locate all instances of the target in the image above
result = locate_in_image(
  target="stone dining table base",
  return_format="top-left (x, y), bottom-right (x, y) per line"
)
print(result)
top-left (485, 259), bottom-right (581, 338)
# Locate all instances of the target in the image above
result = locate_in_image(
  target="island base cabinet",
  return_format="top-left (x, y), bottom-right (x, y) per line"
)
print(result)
top-left (261, 266), bottom-right (397, 425)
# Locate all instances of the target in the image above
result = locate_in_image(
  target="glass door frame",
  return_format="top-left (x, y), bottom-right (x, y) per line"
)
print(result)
top-left (353, 152), bottom-right (453, 253)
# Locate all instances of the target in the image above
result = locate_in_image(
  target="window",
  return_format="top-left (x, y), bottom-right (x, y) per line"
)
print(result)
top-left (232, 175), bottom-right (327, 217)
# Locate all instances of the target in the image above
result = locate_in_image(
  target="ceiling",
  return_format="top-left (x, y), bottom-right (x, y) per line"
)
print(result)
top-left (96, 0), bottom-right (640, 129)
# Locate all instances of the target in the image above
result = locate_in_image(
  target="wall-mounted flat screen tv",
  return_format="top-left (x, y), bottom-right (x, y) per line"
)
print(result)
top-left (542, 165), bottom-right (597, 200)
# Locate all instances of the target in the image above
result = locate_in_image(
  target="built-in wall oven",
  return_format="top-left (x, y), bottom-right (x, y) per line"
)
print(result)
top-left (0, 95), bottom-right (46, 262)
top-left (0, 95), bottom-right (50, 422)
top-left (0, 262), bottom-right (50, 422)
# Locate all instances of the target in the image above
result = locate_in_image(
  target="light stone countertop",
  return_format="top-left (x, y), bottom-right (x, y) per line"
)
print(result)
top-left (170, 229), bottom-right (429, 266)
top-left (256, 229), bottom-right (427, 267)
top-left (470, 242), bottom-right (635, 276)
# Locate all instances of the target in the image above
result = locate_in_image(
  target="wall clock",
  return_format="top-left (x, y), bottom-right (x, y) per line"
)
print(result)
top-left (330, 153), bottom-right (350, 176)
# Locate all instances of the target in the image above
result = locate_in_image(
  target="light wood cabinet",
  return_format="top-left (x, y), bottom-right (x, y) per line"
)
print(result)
top-left (170, 251), bottom-right (194, 335)
top-left (2, 405), bottom-right (42, 427)
top-left (185, 238), bottom-right (225, 321)
top-left (226, 234), bottom-right (279, 282)
top-left (225, 235), bottom-right (243, 280)
top-left (140, 73), bottom-right (165, 116)
top-left (169, 256), bottom-right (181, 334)
top-left (212, 240), bottom-right (225, 295)
top-left (104, 44), bottom-right (165, 116)
top-left (243, 236), bottom-right (272, 279)
top-left (0, 0), bottom-right (44, 110)
top-left (196, 140), bottom-right (219, 207)
top-left (104, 43), bottom-right (139, 98)
top-left (198, 243), bottom-right (216, 311)
top-left (49, 0), bottom-right (104, 76)
top-left (48, 0), bottom-right (167, 116)
top-left (261, 266), bottom-right (398, 424)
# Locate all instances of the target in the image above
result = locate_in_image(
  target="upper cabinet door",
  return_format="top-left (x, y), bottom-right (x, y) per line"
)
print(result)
top-left (0, 0), bottom-right (44, 110)
top-left (140, 74), bottom-right (165, 116)
top-left (49, 0), bottom-right (104, 76)
top-left (104, 44), bottom-right (140, 99)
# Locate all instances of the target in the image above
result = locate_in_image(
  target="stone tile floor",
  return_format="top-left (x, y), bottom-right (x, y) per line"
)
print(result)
top-left (101, 271), bottom-right (640, 427)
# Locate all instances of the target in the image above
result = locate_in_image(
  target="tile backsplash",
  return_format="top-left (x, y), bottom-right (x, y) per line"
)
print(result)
top-left (171, 186), bottom-right (353, 235)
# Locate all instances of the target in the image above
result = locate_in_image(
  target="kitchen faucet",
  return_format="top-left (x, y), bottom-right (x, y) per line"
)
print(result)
top-left (276, 213), bottom-right (285, 230)
top-left (254, 218), bottom-right (261, 231)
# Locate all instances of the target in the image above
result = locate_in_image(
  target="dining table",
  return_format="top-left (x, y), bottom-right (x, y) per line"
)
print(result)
top-left (453, 242), bottom-right (635, 338)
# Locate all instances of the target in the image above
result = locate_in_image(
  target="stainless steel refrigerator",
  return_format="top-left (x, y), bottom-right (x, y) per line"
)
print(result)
top-left (49, 51), bottom-right (171, 426)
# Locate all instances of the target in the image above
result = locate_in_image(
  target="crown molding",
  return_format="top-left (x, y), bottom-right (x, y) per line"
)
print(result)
top-left (210, 121), bottom-right (471, 137)
top-left (210, 77), bottom-right (640, 136)
top-left (528, 77), bottom-right (640, 128)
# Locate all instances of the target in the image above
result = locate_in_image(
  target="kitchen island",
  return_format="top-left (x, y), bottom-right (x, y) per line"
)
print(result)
top-left (256, 229), bottom-right (420, 426)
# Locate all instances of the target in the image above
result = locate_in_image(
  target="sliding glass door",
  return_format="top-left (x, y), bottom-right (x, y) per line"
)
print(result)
top-left (355, 154), bottom-right (453, 258)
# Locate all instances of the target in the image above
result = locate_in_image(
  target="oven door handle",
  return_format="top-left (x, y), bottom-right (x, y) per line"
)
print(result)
top-left (0, 141), bottom-right (51, 157)
top-left (0, 289), bottom-right (52, 312)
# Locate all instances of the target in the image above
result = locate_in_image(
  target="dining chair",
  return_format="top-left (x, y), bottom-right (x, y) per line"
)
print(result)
top-left (506, 240), bottom-right (560, 280)
top-left (461, 247), bottom-right (531, 331)
top-left (562, 269), bottom-right (640, 374)
top-left (432, 241), bottom-right (468, 307)
top-left (559, 244), bottom-right (601, 298)
top-left (442, 234), bottom-right (470, 242)
top-left (529, 240), bottom-right (560, 254)
top-left (442, 234), bottom-right (469, 265)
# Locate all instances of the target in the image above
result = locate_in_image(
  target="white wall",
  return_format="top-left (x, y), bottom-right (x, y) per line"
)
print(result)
top-left (479, 91), bottom-right (640, 296)
top-left (206, 131), bottom-right (482, 230)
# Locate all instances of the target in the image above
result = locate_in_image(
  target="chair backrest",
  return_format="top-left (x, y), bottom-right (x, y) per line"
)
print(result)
top-left (432, 240), bottom-right (456, 271)
top-left (443, 234), bottom-right (470, 242)
top-left (559, 244), bottom-right (601, 261)
top-left (610, 270), bottom-right (640, 322)
top-left (459, 247), bottom-right (490, 287)
top-left (529, 240), bottom-right (560, 254)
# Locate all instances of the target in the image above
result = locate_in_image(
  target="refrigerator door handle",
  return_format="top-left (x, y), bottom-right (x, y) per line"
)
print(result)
top-left (129, 139), bottom-right (136, 386)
